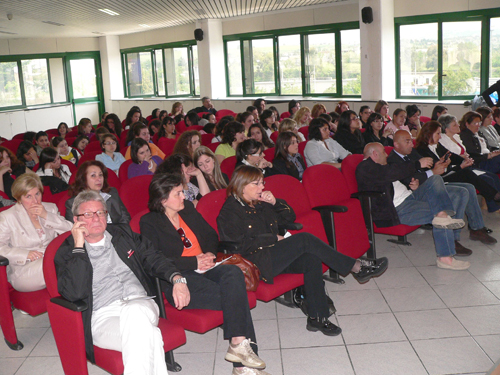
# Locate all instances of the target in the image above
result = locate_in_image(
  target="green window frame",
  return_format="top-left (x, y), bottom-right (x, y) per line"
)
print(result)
top-left (121, 40), bottom-right (199, 99)
top-left (395, 9), bottom-right (500, 100)
top-left (223, 22), bottom-right (361, 98)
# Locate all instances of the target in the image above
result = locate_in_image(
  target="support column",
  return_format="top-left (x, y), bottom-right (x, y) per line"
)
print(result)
top-left (195, 19), bottom-right (226, 99)
top-left (99, 35), bottom-right (124, 113)
top-left (359, 0), bottom-right (395, 101)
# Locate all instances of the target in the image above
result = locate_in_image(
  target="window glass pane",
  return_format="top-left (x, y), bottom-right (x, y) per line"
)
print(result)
top-left (49, 58), bottom-right (66, 102)
top-left (442, 21), bottom-right (481, 96)
top-left (126, 52), bottom-right (154, 96)
top-left (164, 48), bottom-right (190, 96)
top-left (70, 59), bottom-right (97, 99)
top-left (155, 50), bottom-right (165, 96)
top-left (22, 59), bottom-right (50, 105)
top-left (227, 40), bottom-right (243, 95)
top-left (399, 23), bottom-right (438, 96)
top-left (490, 17), bottom-right (500, 88)
top-left (305, 33), bottom-right (336, 94)
top-left (341, 29), bottom-right (361, 95)
top-left (251, 38), bottom-right (275, 94)
top-left (0, 62), bottom-right (22, 107)
top-left (278, 34), bottom-right (301, 95)
top-left (192, 45), bottom-right (200, 96)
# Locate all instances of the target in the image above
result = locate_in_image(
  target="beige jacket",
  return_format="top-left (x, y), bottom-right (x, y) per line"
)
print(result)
top-left (0, 202), bottom-right (72, 279)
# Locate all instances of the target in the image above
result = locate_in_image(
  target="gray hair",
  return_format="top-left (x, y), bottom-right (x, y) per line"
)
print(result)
top-left (72, 190), bottom-right (106, 216)
top-left (437, 114), bottom-right (458, 132)
top-left (201, 96), bottom-right (210, 102)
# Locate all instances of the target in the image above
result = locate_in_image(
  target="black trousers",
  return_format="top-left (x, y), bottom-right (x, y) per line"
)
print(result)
top-left (162, 264), bottom-right (257, 367)
top-left (270, 232), bottom-right (357, 319)
top-left (443, 167), bottom-right (497, 200)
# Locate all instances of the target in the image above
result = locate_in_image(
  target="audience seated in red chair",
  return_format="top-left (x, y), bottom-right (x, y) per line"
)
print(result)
top-left (103, 113), bottom-right (123, 138)
top-left (51, 136), bottom-right (80, 165)
top-left (0, 173), bottom-right (71, 292)
top-left (95, 134), bottom-right (126, 176)
top-left (172, 130), bottom-right (202, 159)
top-left (215, 122), bottom-right (247, 165)
top-left (217, 165), bottom-right (388, 337)
top-left (193, 146), bottom-right (229, 192)
top-left (125, 123), bottom-right (166, 160)
top-left (248, 123), bottom-right (274, 150)
top-left (35, 131), bottom-right (51, 157)
top-left (236, 139), bottom-right (274, 177)
top-left (271, 132), bottom-right (306, 181)
top-left (334, 110), bottom-right (366, 154)
top-left (16, 141), bottom-right (39, 170)
top-left (36, 148), bottom-right (71, 195)
top-left (128, 138), bottom-right (162, 178)
top-left (55, 190), bottom-right (179, 373)
top-left (363, 112), bottom-right (394, 147)
top-left (140, 173), bottom-right (268, 375)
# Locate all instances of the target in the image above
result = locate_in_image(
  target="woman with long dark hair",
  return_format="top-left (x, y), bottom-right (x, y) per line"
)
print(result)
top-left (334, 110), bottom-right (365, 154)
top-left (271, 132), bottom-right (306, 180)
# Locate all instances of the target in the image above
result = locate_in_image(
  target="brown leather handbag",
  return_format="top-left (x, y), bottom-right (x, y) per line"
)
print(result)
top-left (216, 253), bottom-right (261, 292)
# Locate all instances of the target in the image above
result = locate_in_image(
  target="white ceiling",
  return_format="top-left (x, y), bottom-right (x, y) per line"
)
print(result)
top-left (0, 0), bottom-right (347, 39)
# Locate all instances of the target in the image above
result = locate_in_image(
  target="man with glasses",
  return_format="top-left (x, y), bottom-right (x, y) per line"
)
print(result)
top-left (55, 190), bottom-right (186, 374)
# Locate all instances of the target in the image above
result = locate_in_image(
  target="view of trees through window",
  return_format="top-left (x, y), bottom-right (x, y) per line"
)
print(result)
top-left (0, 62), bottom-right (22, 107)
top-left (490, 17), bottom-right (500, 86)
top-left (21, 59), bottom-right (50, 105)
top-left (341, 29), bottom-right (361, 95)
top-left (305, 33), bottom-right (336, 94)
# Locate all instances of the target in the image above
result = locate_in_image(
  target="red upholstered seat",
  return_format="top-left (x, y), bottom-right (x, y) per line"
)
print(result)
top-left (207, 142), bottom-right (220, 153)
top-left (280, 111), bottom-right (291, 120)
top-left (298, 141), bottom-right (308, 167)
top-left (2, 140), bottom-right (23, 154)
top-left (215, 109), bottom-right (237, 122)
top-left (303, 164), bottom-right (370, 260)
top-left (220, 156), bottom-right (237, 178)
top-left (420, 116), bottom-right (431, 123)
top-left (189, 125), bottom-right (204, 131)
top-left (270, 131), bottom-right (279, 144)
top-left (298, 126), bottom-right (309, 140)
top-left (12, 133), bottom-right (26, 140)
top-left (264, 147), bottom-right (275, 162)
top-left (43, 232), bottom-right (186, 374)
top-left (118, 159), bottom-right (134, 183)
top-left (201, 133), bottom-right (215, 145)
top-left (120, 175), bottom-right (153, 217)
top-left (175, 121), bottom-right (187, 134)
top-left (77, 151), bottom-right (100, 165)
top-left (341, 154), bottom-right (419, 245)
top-left (158, 138), bottom-right (176, 158)
top-left (84, 141), bottom-right (102, 153)
top-left (196, 189), bottom-right (227, 235)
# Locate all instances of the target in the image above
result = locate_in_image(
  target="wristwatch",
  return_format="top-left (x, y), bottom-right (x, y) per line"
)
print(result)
top-left (173, 277), bottom-right (187, 285)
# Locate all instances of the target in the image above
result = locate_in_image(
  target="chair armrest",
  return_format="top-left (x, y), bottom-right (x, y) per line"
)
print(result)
top-left (0, 256), bottom-right (8, 266)
top-left (312, 205), bottom-right (348, 213)
top-left (280, 222), bottom-right (303, 231)
top-left (50, 296), bottom-right (88, 312)
top-left (351, 191), bottom-right (385, 199)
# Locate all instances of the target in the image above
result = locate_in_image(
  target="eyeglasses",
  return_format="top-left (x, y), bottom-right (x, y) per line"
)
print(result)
top-left (103, 141), bottom-right (116, 145)
top-left (351, 116), bottom-right (360, 121)
top-left (76, 210), bottom-right (108, 219)
top-left (250, 180), bottom-right (265, 187)
top-left (177, 227), bottom-right (192, 248)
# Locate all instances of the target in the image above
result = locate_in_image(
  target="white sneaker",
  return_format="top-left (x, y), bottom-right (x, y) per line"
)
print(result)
top-left (225, 339), bottom-right (266, 369)
top-left (232, 367), bottom-right (271, 375)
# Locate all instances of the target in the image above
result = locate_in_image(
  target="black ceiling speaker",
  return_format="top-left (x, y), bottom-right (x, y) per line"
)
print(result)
top-left (361, 7), bottom-right (373, 24)
top-left (194, 28), bottom-right (204, 41)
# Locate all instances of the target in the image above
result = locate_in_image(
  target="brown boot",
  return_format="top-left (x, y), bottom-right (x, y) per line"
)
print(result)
top-left (470, 228), bottom-right (497, 244)
top-left (454, 241), bottom-right (472, 256)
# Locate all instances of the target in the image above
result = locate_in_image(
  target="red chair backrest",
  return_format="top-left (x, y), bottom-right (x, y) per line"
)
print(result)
top-left (298, 126), bottom-right (309, 140)
top-left (215, 109), bottom-right (236, 121)
top-left (220, 156), bottom-right (237, 178)
top-left (65, 137), bottom-right (77, 148)
top-left (61, 159), bottom-right (77, 174)
top-left (56, 193), bottom-right (71, 218)
top-left (270, 132), bottom-right (279, 144)
top-left (66, 130), bottom-right (79, 138)
top-left (420, 116), bottom-right (431, 123)
top-left (189, 125), bottom-right (204, 132)
top-left (106, 169), bottom-right (122, 190)
top-left (264, 174), bottom-right (312, 216)
top-left (298, 141), bottom-right (308, 166)
top-left (120, 130), bottom-right (129, 150)
top-left (303, 164), bottom-right (351, 204)
top-left (84, 141), bottom-right (102, 153)
top-left (130, 209), bottom-right (149, 233)
top-left (196, 112), bottom-right (210, 118)
top-left (196, 189), bottom-right (227, 235)
top-left (384, 146), bottom-right (394, 154)
top-left (12, 133), bottom-right (26, 140)
top-left (46, 129), bottom-right (59, 136)
top-left (119, 175), bottom-right (153, 217)
top-left (280, 111), bottom-right (291, 120)
top-left (43, 231), bottom-right (72, 298)
top-left (0, 191), bottom-right (9, 199)
top-left (118, 159), bottom-right (134, 183)
top-left (264, 147), bottom-right (275, 162)
top-left (201, 133), bottom-right (215, 145)
top-left (120, 146), bottom-right (129, 157)
top-left (158, 138), bottom-right (177, 158)
top-left (145, 115), bottom-right (153, 122)
top-left (175, 121), bottom-right (187, 134)
top-left (77, 151), bottom-right (100, 165)
top-left (2, 140), bottom-right (23, 154)
top-left (341, 154), bottom-right (364, 194)
top-left (207, 142), bottom-right (220, 153)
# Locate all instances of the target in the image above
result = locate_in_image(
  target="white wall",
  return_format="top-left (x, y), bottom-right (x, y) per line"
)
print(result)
top-left (0, 37), bottom-right (99, 55)
top-left (394, 0), bottom-right (499, 17)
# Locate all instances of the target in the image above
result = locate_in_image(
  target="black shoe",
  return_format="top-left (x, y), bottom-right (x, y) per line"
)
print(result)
top-left (352, 257), bottom-right (389, 284)
top-left (454, 241), bottom-right (473, 256)
top-left (484, 227), bottom-right (493, 234)
top-left (306, 317), bottom-right (342, 336)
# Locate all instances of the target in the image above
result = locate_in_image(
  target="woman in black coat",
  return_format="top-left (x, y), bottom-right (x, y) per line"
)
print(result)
top-left (334, 110), bottom-right (365, 154)
top-left (271, 131), bottom-right (306, 180)
top-left (363, 112), bottom-right (394, 146)
top-left (140, 173), bottom-right (267, 374)
top-left (217, 165), bottom-right (388, 337)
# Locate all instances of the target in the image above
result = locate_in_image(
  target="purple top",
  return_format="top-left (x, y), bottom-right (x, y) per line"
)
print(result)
top-left (128, 155), bottom-right (163, 178)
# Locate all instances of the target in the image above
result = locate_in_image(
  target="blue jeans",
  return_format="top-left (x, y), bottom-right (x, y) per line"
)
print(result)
top-left (396, 175), bottom-right (468, 257)
top-left (477, 170), bottom-right (500, 212)
top-left (479, 157), bottom-right (500, 174)
top-left (446, 182), bottom-right (485, 240)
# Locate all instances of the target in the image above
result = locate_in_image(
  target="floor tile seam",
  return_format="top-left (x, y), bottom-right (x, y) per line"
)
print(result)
top-left (18, 326), bottom-right (50, 359)
top-left (12, 356), bottom-right (28, 375)
top-left (468, 334), bottom-right (498, 364)
top-left (478, 280), bottom-right (500, 303)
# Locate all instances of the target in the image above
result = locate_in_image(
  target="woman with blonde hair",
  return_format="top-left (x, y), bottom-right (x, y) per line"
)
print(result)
top-left (279, 118), bottom-right (305, 142)
top-left (171, 102), bottom-right (185, 117)
top-left (293, 107), bottom-right (312, 129)
top-left (193, 146), bottom-right (229, 191)
top-left (0, 173), bottom-right (72, 292)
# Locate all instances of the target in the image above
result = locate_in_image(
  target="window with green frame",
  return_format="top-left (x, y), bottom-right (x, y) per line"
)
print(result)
top-left (395, 10), bottom-right (500, 100)
top-left (224, 23), bottom-right (361, 97)
top-left (0, 58), bottom-right (54, 109)
top-left (121, 42), bottom-right (199, 98)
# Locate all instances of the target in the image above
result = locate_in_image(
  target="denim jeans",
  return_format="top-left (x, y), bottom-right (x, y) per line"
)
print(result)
top-left (396, 175), bottom-right (468, 257)
top-left (477, 170), bottom-right (500, 212)
top-left (478, 156), bottom-right (500, 174)
top-left (446, 182), bottom-right (485, 240)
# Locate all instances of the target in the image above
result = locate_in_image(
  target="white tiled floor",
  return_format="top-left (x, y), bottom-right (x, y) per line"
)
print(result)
top-left (3, 213), bottom-right (500, 375)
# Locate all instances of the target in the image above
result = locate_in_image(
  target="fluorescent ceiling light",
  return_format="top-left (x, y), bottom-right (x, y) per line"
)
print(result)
top-left (98, 9), bottom-right (119, 16)
top-left (139, 24), bottom-right (150, 28)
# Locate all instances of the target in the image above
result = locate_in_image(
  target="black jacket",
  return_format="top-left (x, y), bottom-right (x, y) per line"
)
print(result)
top-left (363, 130), bottom-right (393, 147)
top-left (334, 130), bottom-right (365, 154)
top-left (139, 200), bottom-right (219, 272)
top-left (387, 149), bottom-right (429, 189)
top-left (271, 156), bottom-right (306, 181)
top-left (217, 195), bottom-right (296, 282)
top-left (355, 157), bottom-right (417, 227)
top-left (65, 187), bottom-right (131, 224)
top-left (54, 224), bottom-right (179, 362)
top-left (459, 128), bottom-right (489, 164)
